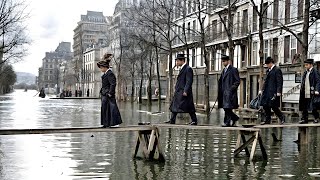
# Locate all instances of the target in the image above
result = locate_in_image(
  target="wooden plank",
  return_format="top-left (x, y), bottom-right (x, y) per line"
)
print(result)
top-left (235, 132), bottom-right (242, 150)
top-left (154, 128), bottom-right (165, 162)
top-left (250, 131), bottom-right (260, 161)
top-left (241, 133), bottom-right (250, 156)
top-left (0, 126), bottom-right (154, 135)
top-left (234, 135), bottom-right (256, 156)
top-left (133, 132), bottom-right (140, 158)
top-left (147, 130), bottom-right (156, 159)
top-left (258, 134), bottom-right (268, 160)
top-left (254, 123), bottom-right (320, 128)
top-left (299, 127), bottom-right (308, 145)
top-left (154, 124), bottom-right (259, 132)
top-left (138, 132), bottom-right (149, 158)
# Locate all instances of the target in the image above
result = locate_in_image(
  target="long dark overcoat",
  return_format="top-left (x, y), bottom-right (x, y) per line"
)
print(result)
top-left (299, 68), bottom-right (320, 111)
top-left (260, 66), bottom-right (283, 107)
top-left (101, 70), bottom-right (122, 127)
top-left (218, 65), bottom-right (240, 109)
top-left (169, 64), bottom-right (196, 113)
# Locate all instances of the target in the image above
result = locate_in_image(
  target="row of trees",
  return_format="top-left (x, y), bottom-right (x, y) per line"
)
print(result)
top-left (0, 0), bottom-right (30, 94)
top-left (111, 0), bottom-right (320, 114)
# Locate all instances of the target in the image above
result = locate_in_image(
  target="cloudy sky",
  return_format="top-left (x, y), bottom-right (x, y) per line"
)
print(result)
top-left (14, 0), bottom-right (119, 75)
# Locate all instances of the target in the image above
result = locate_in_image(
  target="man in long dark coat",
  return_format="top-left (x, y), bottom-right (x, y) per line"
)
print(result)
top-left (299, 59), bottom-right (320, 124)
top-left (218, 55), bottom-right (240, 127)
top-left (260, 57), bottom-right (285, 125)
top-left (165, 54), bottom-right (198, 125)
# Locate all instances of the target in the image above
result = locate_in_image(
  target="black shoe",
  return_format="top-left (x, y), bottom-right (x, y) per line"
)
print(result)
top-left (280, 117), bottom-right (285, 125)
top-left (164, 120), bottom-right (175, 124)
top-left (222, 123), bottom-right (231, 127)
top-left (231, 117), bottom-right (239, 126)
top-left (299, 120), bottom-right (308, 124)
top-left (101, 125), bottom-right (108, 128)
top-left (314, 119), bottom-right (319, 123)
top-left (188, 121), bottom-right (197, 125)
top-left (260, 121), bottom-right (271, 125)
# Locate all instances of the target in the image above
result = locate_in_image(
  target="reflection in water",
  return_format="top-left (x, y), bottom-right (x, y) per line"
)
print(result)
top-left (0, 90), bottom-right (319, 179)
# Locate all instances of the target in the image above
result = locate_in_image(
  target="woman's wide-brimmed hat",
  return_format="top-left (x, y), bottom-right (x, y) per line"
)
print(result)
top-left (97, 53), bottom-right (113, 68)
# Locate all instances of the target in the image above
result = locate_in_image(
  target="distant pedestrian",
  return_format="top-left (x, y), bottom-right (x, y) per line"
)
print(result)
top-left (299, 59), bottom-right (320, 124)
top-left (165, 54), bottom-right (197, 125)
top-left (79, 88), bottom-right (82, 97)
top-left (68, 90), bottom-right (72, 97)
top-left (259, 57), bottom-right (285, 125)
top-left (75, 90), bottom-right (78, 97)
top-left (87, 89), bottom-right (90, 97)
top-left (218, 55), bottom-right (240, 127)
top-left (98, 53), bottom-right (122, 128)
top-left (39, 87), bottom-right (46, 98)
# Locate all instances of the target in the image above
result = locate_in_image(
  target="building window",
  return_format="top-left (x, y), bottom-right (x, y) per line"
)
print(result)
top-left (252, 42), bottom-right (258, 66)
top-left (242, 9), bottom-right (248, 35)
top-left (187, 22), bottom-right (191, 41)
top-left (272, 38), bottom-right (279, 63)
top-left (262, 2), bottom-right (268, 29)
top-left (192, 49), bottom-right (196, 67)
top-left (50, 64), bottom-right (53, 68)
top-left (264, 40), bottom-right (269, 59)
top-left (273, 0), bottom-right (279, 27)
top-left (284, 35), bottom-right (290, 63)
top-left (45, 64), bottom-right (48, 68)
top-left (212, 20), bottom-right (217, 40)
top-left (188, 0), bottom-right (192, 14)
top-left (211, 49), bottom-right (216, 71)
top-left (237, 12), bottom-right (240, 36)
top-left (290, 35), bottom-right (297, 62)
top-left (192, 20), bottom-right (196, 39)
top-left (253, 6), bottom-right (258, 32)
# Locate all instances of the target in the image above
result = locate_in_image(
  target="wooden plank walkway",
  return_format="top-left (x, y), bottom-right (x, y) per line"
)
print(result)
top-left (0, 126), bottom-right (153, 135)
top-left (50, 97), bottom-right (100, 100)
top-left (254, 123), bottom-right (320, 128)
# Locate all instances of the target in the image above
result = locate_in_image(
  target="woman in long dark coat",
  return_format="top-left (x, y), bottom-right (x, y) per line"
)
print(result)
top-left (97, 54), bottom-right (122, 128)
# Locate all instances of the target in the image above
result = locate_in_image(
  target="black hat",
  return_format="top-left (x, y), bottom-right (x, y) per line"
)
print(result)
top-left (264, 57), bottom-right (274, 64)
top-left (97, 60), bottom-right (110, 68)
top-left (221, 55), bottom-right (230, 61)
top-left (175, 54), bottom-right (186, 60)
top-left (304, 59), bottom-right (314, 64)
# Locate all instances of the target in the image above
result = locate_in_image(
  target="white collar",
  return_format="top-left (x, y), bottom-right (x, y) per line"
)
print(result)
top-left (308, 67), bottom-right (313, 72)
top-left (180, 62), bottom-right (187, 70)
top-left (225, 64), bottom-right (230, 69)
top-left (270, 64), bottom-right (275, 70)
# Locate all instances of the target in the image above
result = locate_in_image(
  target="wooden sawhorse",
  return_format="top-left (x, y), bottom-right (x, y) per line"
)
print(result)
top-left (234, 130), bottom-right (267, 161)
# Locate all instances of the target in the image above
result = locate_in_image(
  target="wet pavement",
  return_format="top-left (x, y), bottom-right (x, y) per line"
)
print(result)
top-left (0, 90), bottom-right (319, 179)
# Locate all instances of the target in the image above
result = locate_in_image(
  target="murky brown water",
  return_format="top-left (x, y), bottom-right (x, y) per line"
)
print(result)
top-left (0, 90), bottom-right (319, 179)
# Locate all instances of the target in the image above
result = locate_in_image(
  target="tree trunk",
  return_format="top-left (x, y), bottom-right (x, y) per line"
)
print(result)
top-left (258, 3), bottom-right (264, 91)
top-left (117, 35), bottom-right (123, 101)
top-left (155, 46), bottom-right (162, 110)
top-left (301, 0), bottom-right (310, 73)
top-left (139, 56), bottom-right (144, 104)
top-left (147, 51), bottom-right (153, 106)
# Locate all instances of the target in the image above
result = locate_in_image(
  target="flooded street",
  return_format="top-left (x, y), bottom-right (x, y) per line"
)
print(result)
top-left (0, 90), bottom-right (319, 179)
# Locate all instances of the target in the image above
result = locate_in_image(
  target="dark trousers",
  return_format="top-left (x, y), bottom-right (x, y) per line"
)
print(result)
top-left (170, 112), bottom-right (197, 123)
top-left (223, 108), bottom-right (239, 124)
top-left (302, 98), bottom-right (319, 120)
top-left (263, 105), bottom-right (284, 122)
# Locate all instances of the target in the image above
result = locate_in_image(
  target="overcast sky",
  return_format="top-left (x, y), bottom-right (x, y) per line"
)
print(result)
top-left (14, 0), bottom-right (119, 75)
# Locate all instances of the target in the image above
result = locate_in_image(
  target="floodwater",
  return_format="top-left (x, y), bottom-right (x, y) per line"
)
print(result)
top-left (0, 90), bottom-right (319, 180)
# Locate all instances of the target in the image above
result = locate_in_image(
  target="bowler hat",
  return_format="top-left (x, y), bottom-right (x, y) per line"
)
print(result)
top-left (175, 54), bottom-right (186, 60)
top-left (97, 60), bottom-right (110, 68)
top-left (304, 59), bottom-right (314, 64)
top-left (221, 55), bottom-right (230, 61)
top-left (264, 57), bottom-right (274, 64)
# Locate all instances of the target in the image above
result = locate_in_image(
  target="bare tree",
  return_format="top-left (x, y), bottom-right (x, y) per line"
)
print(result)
top-left (0, 0), bottom-right (30, 65)
top-left (275, 0), bottom-right (320, 73)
